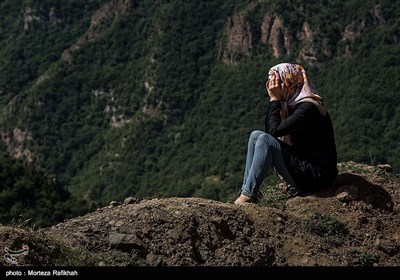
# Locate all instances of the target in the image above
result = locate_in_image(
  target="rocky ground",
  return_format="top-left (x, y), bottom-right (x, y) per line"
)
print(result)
top-left (1, 162), bottom-right (399, 267)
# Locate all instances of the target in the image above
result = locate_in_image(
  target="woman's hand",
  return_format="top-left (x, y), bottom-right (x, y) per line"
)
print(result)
top-left (266, 74), bottom-right (284, 101)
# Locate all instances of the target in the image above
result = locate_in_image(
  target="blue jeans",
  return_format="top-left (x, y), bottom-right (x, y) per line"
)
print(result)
top-left (241, 130), bottom-right (298, 197)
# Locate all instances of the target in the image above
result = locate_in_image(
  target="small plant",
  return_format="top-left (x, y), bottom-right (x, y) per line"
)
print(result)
top-left (304, 213), bottom-right (348, 246)
top-left (349, 250), bottom-right (378, 266)
top-left (337, 161), bottom-right (365, 174)
top-left (258, 183), bottom-right (287, 209)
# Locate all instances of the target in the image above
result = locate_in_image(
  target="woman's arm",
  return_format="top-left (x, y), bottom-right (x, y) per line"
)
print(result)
top-left (265, 101), bottom-right (317, 137)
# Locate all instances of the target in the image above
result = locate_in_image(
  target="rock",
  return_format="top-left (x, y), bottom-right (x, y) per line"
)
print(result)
top-left (123, 197), bottom-right (140, 205)
top-left (376, 238), bottom-right (397, 255)
top-left (108, 233), bottom-right (125, 245)
top-left (221, 14), bottom-right (253, 64)
top-left (152, 209), bottom-right (170, 223)
top-left (166, 227), bottom-right (183, 241)
top-left (109, 233), bottom-right (145, 254)
top-left (146, 253), bottom-right (162, 266)
top-left (335, 185), bottom-right (359, 201)
top-left (109, 201), bottom-right (121, 207)
top-left (377, 164), bottom-right (392, 173)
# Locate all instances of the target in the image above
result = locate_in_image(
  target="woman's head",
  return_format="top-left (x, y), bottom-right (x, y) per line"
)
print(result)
top-left (268, 63), bottom-right (317, 101)
top-left (267, 63), bottom-right (325, 115)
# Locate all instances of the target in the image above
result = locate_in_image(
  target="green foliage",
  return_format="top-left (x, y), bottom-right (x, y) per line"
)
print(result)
top-left (258, 176), bottom-right (287, 209)
top-left (305, 213), bottom-right (348, 246)
top-left (0, 154), bottom-right (93, 227)
top-left (337, 162), bottom-right (368, 174)
top-left (348, 250), bottom-right (379, 266)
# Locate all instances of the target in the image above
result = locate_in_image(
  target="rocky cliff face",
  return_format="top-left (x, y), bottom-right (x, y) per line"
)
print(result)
top-left (1, 162), bottom-right (399, 267)
top-left (220, 3), bottom-right (387, 64)
top-left (220, 9), bottom-right (328, 64)
top-left (261, 14), bottom-right (292, 58)
top-left (221, 14), bottom-right (254, 65)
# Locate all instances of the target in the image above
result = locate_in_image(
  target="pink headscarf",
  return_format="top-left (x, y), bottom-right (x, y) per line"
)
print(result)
top-left (268, 63), bottom-right (326, 118)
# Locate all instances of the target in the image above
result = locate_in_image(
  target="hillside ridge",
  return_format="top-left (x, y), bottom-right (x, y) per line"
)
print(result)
top-left (1, 162), bottom-right (399, 267)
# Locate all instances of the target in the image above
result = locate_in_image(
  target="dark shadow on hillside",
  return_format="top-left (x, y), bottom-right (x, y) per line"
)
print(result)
top-left (311, 173), bottom-right (394, 212)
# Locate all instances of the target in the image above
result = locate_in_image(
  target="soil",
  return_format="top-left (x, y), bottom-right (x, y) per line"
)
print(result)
top-left (1, 162), bottom-right (399, 267)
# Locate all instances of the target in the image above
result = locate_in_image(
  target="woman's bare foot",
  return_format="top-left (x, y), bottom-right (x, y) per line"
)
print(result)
top-left (234, 194), bottom-right (252, 205)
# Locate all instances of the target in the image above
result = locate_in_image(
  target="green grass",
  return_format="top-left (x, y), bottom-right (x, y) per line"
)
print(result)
top-left (304, 213), bottom-right (348, 247)
top-left (348, 250), bottom-right (379, 266)
top-left (337, 162), bottom-right (367, 174)
top-left (258, 181), bottom-right (287, 209)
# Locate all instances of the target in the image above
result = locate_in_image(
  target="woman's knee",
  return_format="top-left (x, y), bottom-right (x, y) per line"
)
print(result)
top-left (249, 130), bottom-right (265, 141)
top-left (257, 133), bottom-right (274, 142)
top-left (256, 133), bottom-right (276, 147)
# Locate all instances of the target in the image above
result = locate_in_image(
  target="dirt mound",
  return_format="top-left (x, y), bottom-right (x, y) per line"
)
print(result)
top-left (47, 198), bottom-right (275, 266)
top-left (1, 162), bottom-right (399, 266)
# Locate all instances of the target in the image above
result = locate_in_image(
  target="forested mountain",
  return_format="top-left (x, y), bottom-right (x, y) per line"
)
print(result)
top-left (0, 0), bottom-right (398, 225)
top-left (0, 151), bottom-right (94, 227)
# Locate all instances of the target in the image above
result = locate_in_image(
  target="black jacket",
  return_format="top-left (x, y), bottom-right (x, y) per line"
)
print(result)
top-left (265, 100), bottom-right (338, 191)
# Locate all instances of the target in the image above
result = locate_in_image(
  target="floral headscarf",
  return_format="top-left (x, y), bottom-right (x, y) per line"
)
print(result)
top-left (268, 63), bottom-right (326, 118)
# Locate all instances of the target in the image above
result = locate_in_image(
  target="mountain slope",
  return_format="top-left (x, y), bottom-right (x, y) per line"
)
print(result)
top-left (0, 0), bottom-right (398, 213)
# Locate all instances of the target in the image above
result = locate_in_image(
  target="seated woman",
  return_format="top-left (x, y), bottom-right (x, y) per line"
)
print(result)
top-left (235, 63), bottom-right (338, 204)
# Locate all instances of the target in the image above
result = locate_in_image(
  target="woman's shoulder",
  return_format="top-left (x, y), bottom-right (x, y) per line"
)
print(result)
top-left (293, 101), bottom-right (319, 114)
top-left (294, 101), bottom-right (327, 116)
top-left (295, 101), bottom-right (318, 109)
